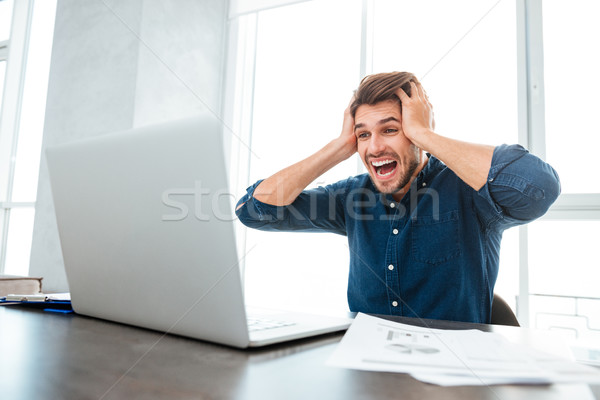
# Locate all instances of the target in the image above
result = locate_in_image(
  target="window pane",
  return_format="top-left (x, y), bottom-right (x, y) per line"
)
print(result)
top-left (372, 0), bottom-right (518, 145)
top-left (11, 0), bottom-right (57, 202)
top-left (250, 0), bottom-right (362, 186)
top-left (528, 221), bottom-right (600, 344)
top-left (3, 207), bottom-right (35, 276)
top-left (529, 220), bottom-right (599, 298)
top-left (543, 0), bottom-right (600, 193)
top-left (244, 0), bottom-right (362, 313)
top-left (0, 0), bottom-right (14, 41)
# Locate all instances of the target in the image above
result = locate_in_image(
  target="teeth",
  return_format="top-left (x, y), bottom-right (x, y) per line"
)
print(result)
top-left (371, 159), bottom-right (394, 167)
top-left (377, 169), bottom-right (394, 177)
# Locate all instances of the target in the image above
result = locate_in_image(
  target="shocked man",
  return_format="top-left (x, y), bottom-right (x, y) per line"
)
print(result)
top-left (235, 71), bottom-right (560, 323)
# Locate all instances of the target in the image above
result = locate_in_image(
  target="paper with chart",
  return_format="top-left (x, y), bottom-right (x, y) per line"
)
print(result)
top-left (327, 313), bottom-right (600, 386)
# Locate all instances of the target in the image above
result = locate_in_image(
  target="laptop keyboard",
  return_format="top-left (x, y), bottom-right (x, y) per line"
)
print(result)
top-left (247, 317), bottom-right (296, 332)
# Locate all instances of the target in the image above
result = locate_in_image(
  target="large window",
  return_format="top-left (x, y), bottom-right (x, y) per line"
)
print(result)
top-left (0, 0), bottom-right (57, 275)
top-left (228, 0), bottom-right (522, 314)
top-left (525, 0), bottom-right (600, 347)
top-left (227, 0), bottom-right (600, 347)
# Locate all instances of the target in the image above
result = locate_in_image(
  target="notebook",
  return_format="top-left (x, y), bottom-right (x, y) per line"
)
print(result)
top-left (46, 114), bottom-right (351, 348)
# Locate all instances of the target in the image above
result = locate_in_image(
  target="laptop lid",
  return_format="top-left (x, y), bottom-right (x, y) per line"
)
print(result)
top-left (46, 114), bottom-right (252, 348)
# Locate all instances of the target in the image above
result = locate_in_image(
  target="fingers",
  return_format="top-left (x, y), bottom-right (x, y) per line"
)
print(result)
top-left (397, 81), bottom-right (424, 102)
top-left (422, 88), bottom-right (432, 109)
top-left (396, 86), bottom-right (409, 102)
top-left (410, 81), bottom-right (420, 98)
top-left (342, 94), bottom-right (356, 136)
top-left (419, 84), bottom-right (434, 108)
top-left (397, 82), bottom-right (434, 116)
top-left (409, 81), bottom-right (434, 109)
top-left (415, 81), bottom-right (426, 99)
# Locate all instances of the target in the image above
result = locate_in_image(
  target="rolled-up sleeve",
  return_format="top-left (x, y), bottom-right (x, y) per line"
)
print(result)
top-left (235, 179), bottom-right (349, 235)
top-left (475, 144), bottom-right (561, 230)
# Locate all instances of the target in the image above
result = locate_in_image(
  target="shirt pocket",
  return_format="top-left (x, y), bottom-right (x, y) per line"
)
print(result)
top-left (411, 210), bottom-right (461, 265)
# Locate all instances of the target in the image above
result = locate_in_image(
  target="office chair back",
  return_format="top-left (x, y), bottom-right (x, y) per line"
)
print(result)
top-left (490, 294), bottom-right (520, 327)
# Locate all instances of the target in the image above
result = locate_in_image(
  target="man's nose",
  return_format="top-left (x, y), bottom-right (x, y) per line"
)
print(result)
top-left (368, 133), bottom-right (386, 154)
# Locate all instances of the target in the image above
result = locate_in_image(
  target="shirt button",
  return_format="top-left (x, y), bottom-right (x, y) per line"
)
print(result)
top-left (392, 301), bottom-right (398, 307)
top-left (392, 229), bottom-right (398, 235)
top-left (390, 202), bottom-right (395, 208)
top-left (422, 182), bottom-right (427, 187)
top-left (388, 264), bottom-right (394, 271)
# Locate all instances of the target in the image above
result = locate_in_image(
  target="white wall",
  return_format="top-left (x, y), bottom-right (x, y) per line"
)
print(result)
top-left (29, 0), bottom-right (229, 291)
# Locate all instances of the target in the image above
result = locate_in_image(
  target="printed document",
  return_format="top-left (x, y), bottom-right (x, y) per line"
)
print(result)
top-left (327, 313), bottom-right (600, 386)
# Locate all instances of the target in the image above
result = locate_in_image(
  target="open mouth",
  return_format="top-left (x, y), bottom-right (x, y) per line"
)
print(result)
top-left (371, 159), bottom-right (398, 179)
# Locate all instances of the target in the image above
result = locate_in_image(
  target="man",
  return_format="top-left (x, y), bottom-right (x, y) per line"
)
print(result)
top-left (235, 71), bottom-right (560, 323)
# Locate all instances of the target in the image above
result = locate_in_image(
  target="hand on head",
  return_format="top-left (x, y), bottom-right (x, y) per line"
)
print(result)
top-left (396, 81), bottom-right (436, 142)
top-left (338, 94), bottom-right (358, 159)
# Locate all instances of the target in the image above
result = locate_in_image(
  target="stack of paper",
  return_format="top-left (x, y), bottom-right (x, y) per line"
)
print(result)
top-left (327, 313), bottom-right (600, 386)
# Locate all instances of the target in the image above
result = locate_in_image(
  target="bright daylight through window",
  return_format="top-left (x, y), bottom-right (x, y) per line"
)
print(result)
top-left (227, 0), bottom-right (599, 345)
top-left (232, 0), bottom-right (520, 316)
top-left (0, 0), bottom-right (57, 276)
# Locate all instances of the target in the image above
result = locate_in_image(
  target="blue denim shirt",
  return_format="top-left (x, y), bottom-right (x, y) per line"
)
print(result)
top-left (236, 144), bottom-right (560, 323)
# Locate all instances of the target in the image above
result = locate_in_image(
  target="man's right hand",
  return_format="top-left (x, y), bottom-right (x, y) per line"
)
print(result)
top-left (335, 95), bottom-right (358, 160)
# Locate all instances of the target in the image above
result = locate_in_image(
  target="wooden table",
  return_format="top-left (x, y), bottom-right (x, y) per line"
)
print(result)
top-left (0, 306), bottom-right (598, 399)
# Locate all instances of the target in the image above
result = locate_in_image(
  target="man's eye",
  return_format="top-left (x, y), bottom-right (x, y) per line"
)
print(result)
top-left (384, 128), bottom-right (398, 134)
top-left (357, 132), bottom-right (370, 139)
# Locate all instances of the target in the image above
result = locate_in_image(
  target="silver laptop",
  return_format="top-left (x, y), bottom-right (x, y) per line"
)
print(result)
top-left (46, 114), bottom-right (351, 348)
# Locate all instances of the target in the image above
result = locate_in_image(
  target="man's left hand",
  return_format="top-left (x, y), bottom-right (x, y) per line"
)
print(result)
top-left (396, 81), bottom-right (436, 145)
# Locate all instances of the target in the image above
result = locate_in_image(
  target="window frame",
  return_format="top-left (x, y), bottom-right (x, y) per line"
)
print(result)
top-left (0, 0), bottom-right (35, 274)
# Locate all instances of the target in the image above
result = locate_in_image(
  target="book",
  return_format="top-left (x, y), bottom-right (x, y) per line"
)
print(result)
top-left (0, 292), bottom-right (72, 311)
top-left (0, 274), bottom-right (43, 297)
top-left (3, 293), bottom-right (70, 302)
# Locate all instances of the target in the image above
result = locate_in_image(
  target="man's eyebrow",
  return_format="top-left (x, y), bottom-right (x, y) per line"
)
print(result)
top-left (354, 123), bottom-right (365, 131)
top-left (379, 116), bottom-right (399, 124)
top-left (354, 116), bottom-right (399, 132)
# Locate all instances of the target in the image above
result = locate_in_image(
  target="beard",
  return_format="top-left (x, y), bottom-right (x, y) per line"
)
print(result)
top-left (367, 145), bottom-right (421, 195)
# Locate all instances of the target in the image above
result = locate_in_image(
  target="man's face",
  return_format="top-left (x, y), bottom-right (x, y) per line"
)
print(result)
top-left (354, 100), bottom-right (422, 197)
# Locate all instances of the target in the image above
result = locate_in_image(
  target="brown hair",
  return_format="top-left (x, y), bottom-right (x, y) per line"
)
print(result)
top-left (350, 71), bottom-right (419, 117)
